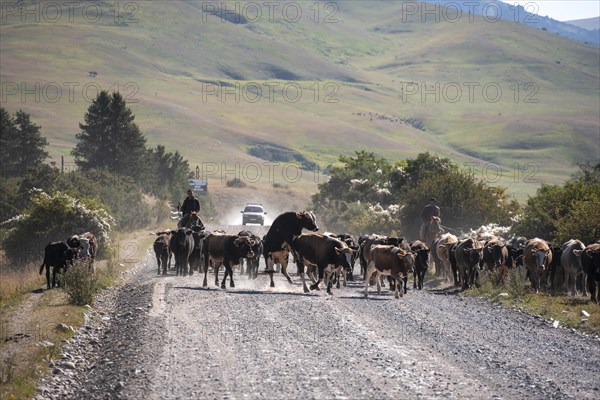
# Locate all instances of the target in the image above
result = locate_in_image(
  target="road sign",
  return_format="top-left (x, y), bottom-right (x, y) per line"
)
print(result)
top-left (189, 178), bottom-right (208, 192)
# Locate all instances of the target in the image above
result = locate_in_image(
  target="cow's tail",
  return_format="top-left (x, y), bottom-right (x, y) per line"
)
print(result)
top-left (39, 260), bottom-right (46, 275)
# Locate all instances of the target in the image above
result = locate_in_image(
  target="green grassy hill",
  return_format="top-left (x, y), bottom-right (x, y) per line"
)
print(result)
top-left (1, 0), bottom-right (598, 204)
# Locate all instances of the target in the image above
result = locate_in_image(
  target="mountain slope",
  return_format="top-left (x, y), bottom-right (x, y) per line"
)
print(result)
top-left (1, 0), bottom-right (598, 201)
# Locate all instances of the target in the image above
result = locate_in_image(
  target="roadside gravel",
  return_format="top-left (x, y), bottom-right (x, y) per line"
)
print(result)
top-left (35, 225), bottom-right (600, 400)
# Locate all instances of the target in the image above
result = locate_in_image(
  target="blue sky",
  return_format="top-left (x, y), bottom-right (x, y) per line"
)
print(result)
top-left (502, 1), bottom-right (600, 21)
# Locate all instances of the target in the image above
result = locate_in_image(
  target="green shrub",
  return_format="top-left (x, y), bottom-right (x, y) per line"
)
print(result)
top-left (0, 190), bottom-right (115, 265)
top-left (61, 260), bottom-right (99, 306)
top-left (226, 178), bottom-right (246, 188)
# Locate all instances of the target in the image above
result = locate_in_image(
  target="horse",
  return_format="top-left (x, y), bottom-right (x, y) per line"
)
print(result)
top-left (419, 216), bottom-right (444, 274)
top-left (420, 216), bottom-right (443, 244)
top-left (178, 211), bottom-right (205, 230)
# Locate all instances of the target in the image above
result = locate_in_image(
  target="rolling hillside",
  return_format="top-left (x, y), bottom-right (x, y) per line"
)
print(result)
top-left (1, 0), bottom-right (599, 204)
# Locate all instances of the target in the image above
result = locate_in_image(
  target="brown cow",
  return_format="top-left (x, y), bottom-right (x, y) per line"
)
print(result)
top-left (435, 233), bottom-right (458, 283)
top-left (524, 238), bottom-right (552, 292)
top-left (364, 245), bottom-right (415, 299)
top-left (153, 231), bottom-right (172, 275)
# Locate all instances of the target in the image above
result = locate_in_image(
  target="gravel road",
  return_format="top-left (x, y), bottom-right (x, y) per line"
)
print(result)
top-left (36, 225), bottom-right (600, 400)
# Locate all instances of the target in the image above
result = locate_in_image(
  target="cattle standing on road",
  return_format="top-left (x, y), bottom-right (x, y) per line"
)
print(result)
top-left (262, 211), bottom-right (319, 287)
top-left (523, 238), bottom-right (552, 293)
top-left (560, 239), bottom-right (587, 297)
top-left (202, 234), bottom-right (255, 289)
top-left (410, 240), bottom-right (430, 290)
top-left (574, 243), bottom-right (600, 302)
top-left (364, 245), bottom-right (415, 299)
top-left (358, 235), bottom-right (402, 281)
top-left (170, 228), bottom-right (195, 277)
top-left (455, 238), bottom-right (484, 291)
top-left (153, 231), bottom-right (173, 275)
top-left (237, 230), bottom-right (263, 279)
top-left (39, 241), bottom-right (78, 289)
top-left (188, 225), bottom-right (207, 276)
top-left (293, 233), bottom-right (353, 294)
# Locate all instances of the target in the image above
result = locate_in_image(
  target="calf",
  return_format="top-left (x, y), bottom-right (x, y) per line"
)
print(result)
top-left (202, 234), bottom-right (255, 289)
top-left (266, 242), bottom-right (292, 287)
top-left (364, 245), bottom-right (415, 299)
top-left (262, 211), bottom-right (319, 287)
top-left (523, 238), bottom-right (552, 293)
top-left (560, 239), bottom-right (586, 297)
top-left (293, 233), bottom-right (353, 295)
top-left (336, 233), bottom-right (359, 281)
top-left (455, 238), bottom-right (484, 291)
top-left (169, 228), bottom-right (195, 276)
top-left (153, 231), bottom-right (173, 275)
top-left (574, 243), bottom-right (600, 302)
top-left (410, 240), bottom-right (430, 290)
top-left (39, 241), bottom-right (78, 289)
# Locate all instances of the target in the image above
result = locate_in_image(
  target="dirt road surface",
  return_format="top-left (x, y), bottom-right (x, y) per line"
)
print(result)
top-left (35, 225), bottom-right (600, 399)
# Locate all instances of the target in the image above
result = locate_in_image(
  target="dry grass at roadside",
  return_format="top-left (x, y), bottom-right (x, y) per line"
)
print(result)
top-left (0, 261), bottom-right (45, 309)
top-left (466, 268), bottom-right (600, 336)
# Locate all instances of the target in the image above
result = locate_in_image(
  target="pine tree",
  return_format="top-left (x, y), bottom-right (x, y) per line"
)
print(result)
top-left (72, 91), bottom-right (147, 179)
top-left (0, 107), bottom-right (48, 177)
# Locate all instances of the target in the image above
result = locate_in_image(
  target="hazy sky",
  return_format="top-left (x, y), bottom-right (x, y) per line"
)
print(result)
top-left (502, 1), bottom-right (600, 21)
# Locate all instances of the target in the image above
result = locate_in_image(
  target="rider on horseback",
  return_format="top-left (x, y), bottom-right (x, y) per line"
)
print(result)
top-left (178, 189), bottom-right (200, 228)
top-left (420, 198), bottom-right (440, 241)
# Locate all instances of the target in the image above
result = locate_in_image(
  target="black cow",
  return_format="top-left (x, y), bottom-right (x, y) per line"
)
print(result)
top-left (507, 236), bottom-right (527, 269)
top-left (189, 225), bottom-right (207, 275)
top-left (238, 230), bottom-right (263, 279)
top-left (153, 231), bottom-right (172, 275)
top-left (262, 211), bottom-right (319, 287)
top-left (455, 238), bottom-right (484, 291)
top-left (547, 244), bottom-right (564, 293)
top-left (481, 238), bottom-right (508, 271)
top-left (448, 241), bottom-right (460, 285)
top-left (410, 240), bottom-right (430, 290)
top-left (293, 233), bottom-right (353, 294)
top-left (169, 228), bottom-right (195, 276)
top-left (39, 241), bottom-right (78, 289)
top-left (574, 243), bottom-right (600, 302)
top-left (202, 234), bottom-right (255, 289)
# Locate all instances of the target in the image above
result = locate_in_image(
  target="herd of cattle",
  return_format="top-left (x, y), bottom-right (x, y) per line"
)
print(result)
top-left (38, 211), bottom-right (600, 302)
